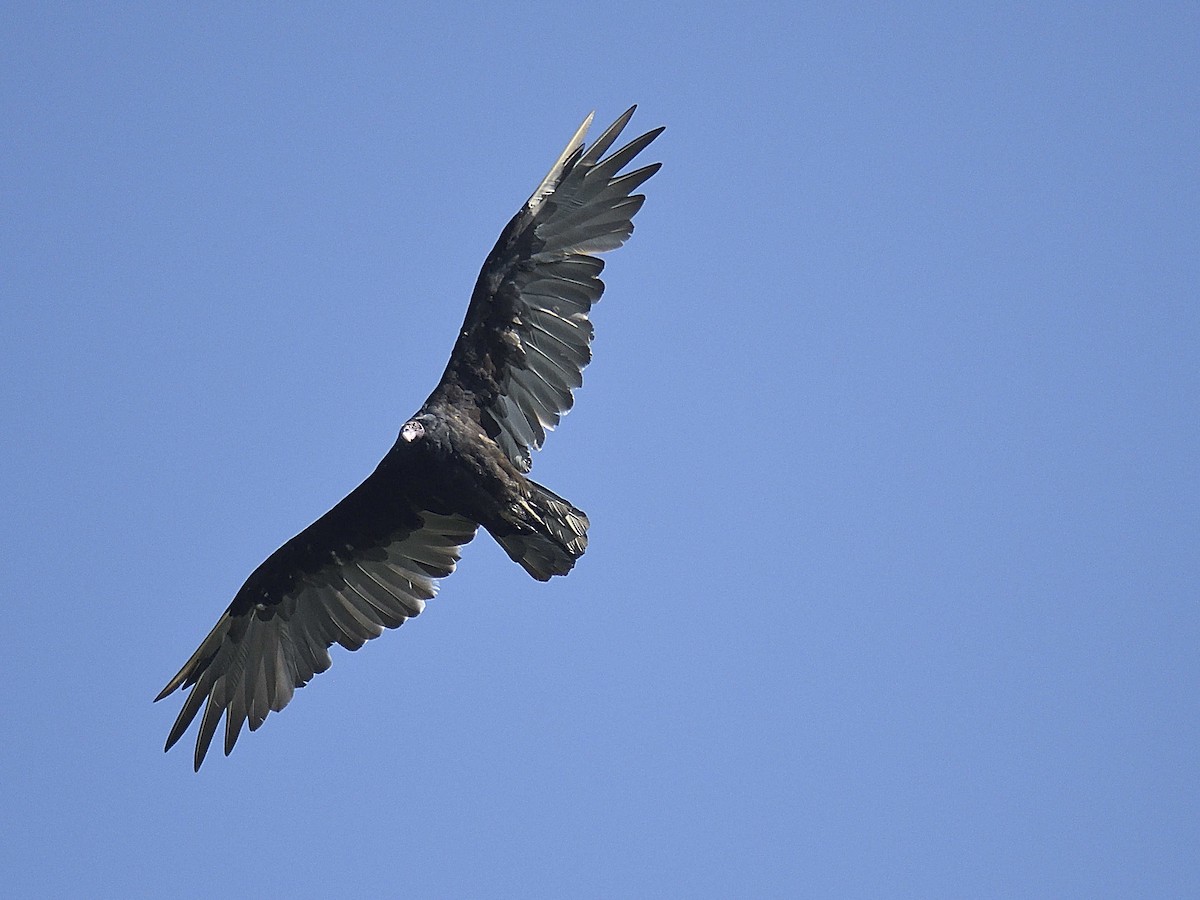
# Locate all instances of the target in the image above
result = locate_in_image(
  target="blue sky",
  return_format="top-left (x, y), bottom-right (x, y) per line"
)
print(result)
top-left (2, 3), bottom-right (1197, 897)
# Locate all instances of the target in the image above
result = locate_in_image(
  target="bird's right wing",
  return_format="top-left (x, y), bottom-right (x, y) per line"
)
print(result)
top-left (426, 107), bottom-right (663, 471)
top-left (156, 482), bottom-right (477, 770)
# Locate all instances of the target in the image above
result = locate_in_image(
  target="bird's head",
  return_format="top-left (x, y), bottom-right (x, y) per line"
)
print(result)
top-left (400, 419), bottom-right (426, 443)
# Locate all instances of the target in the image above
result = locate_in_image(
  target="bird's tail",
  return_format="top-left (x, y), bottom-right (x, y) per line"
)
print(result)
top-left (493, 481), bottom-right (589, 581)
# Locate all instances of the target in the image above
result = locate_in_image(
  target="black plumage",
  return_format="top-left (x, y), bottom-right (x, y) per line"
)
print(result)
top-left (156, 107), bottom-right (662, 769)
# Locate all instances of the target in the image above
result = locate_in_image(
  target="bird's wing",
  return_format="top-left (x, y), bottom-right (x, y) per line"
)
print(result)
top-left (426, 107), bottom-right (663, 471)
top-left (156, 473), bottom-right (477, 770)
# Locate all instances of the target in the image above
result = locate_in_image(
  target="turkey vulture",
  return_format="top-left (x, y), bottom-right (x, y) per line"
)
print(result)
top-left (156, 107), bottom-right (662, 769)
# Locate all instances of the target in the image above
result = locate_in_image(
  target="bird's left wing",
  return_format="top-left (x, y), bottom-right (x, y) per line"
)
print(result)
top-left (156, 478), bottom-right (477, 770)
top-left (426, 107), bottom-right (663, 471)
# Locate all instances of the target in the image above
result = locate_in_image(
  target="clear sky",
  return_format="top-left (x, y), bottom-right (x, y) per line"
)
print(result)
top-left (3, 3), bottom-right (1197, 897)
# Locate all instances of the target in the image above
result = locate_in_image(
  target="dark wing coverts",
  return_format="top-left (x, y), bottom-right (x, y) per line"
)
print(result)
top-left (428, 107), bottom-right (663, 470)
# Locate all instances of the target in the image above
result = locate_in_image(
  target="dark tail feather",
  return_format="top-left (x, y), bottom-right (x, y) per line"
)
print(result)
top-left (493, 481), bottom-right (589, 581)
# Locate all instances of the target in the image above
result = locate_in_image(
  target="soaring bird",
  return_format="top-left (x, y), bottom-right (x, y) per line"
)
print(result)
top-left (156, 107), bottom-right (662, 770)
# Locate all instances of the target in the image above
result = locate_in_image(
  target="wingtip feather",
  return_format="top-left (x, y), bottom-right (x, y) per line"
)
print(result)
top-left (579, 106), bottom-right (639, 166)
top-left (527, 111), bottom-right (595, 210)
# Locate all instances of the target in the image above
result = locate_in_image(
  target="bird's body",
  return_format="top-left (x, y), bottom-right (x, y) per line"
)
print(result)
top-left (158, 107), bottom-right (661, 769)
